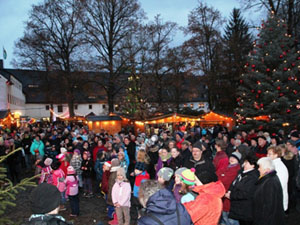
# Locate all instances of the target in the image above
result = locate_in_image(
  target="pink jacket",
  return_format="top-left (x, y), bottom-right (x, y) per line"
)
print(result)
top-left (112, 180), bottom-right (131, 207)
top-left (52, 168), bottom-right (66, 192)
top-left (65, 175), bottom-right (79, 196)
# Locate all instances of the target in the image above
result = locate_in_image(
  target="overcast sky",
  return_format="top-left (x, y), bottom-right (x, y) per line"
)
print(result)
top-left (0, 0), bottom-right (260, 68)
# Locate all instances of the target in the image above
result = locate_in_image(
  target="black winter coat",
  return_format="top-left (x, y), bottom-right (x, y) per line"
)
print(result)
top-left (138, 188), bottom-right (192, 225)
top-left (168, 155), bottom-right (183, 172)
top-left (253, 171), bottom-right (285, 225)
top-left (22, 214), bottom-right (73, 225)
top-left (184, 157), bottom-right (217, 183)
top-left (229, 169), bottom-right (259, 221)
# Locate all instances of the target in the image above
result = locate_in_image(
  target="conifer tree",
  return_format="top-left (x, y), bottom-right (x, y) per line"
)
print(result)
top-left (220, 8), bottom-right (252, 113)
top-left (236, 12), bottom-right (300, 130)
top-left (0, 148), bottom-right (37, 225)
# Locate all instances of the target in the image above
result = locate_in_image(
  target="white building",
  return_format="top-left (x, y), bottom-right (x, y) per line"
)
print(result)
top-left (0, 65), bottom-right (26, 116)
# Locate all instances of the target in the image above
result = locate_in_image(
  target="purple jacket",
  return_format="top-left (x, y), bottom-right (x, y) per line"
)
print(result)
top-left (156, 157), bottom-right (172, 179)
top-left (112, 180), bottom-right (131, 207)
top-left (173, 183), bottom-right (182, 203)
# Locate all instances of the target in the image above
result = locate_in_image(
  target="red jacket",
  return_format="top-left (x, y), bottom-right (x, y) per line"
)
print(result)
top-left (176, 138), bottom-right (184, 149)
top-left (92, 145), bottom-right (107, 162)
top-left (213, 151), bottom-right (229, 173)
top-left (184, 181), bottom-right (225, 225)
top-left (101, 170), bottom-right (110, 194)
top-left (217, 164), bottom-right (240, 212)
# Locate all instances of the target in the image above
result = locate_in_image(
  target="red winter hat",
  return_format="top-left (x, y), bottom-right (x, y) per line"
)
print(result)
top-left (104, 161), bottom-right (112, 167)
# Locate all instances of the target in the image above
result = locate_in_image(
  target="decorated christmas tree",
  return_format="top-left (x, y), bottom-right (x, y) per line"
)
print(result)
top-left (236, 12), bottom-right (300, 130)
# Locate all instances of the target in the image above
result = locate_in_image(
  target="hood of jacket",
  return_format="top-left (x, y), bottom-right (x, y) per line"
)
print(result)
top-left (146, 188), bottom-right (177, 214)
top-left (192, 181), bottom-right (225, 198)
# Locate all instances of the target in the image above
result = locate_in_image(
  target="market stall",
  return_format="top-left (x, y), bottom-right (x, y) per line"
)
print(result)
top-left (86, 115), bottom-right (123, 134)
top-left (199, 111), bottom-right (235, 130)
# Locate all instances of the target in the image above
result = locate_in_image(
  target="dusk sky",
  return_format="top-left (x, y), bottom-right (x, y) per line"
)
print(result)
top-left (0, 0), bottom-right (261, 68)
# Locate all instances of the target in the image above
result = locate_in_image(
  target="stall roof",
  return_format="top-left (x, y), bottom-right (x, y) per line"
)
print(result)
top-left (86, 115), bottom-right (123, 121)
top-left (145, 113), bottom-right (199, 121)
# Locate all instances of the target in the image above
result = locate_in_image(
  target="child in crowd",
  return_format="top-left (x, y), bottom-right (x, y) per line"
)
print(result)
top-left (155, 148), bottom-right (171, 179)
top-left (81, 151), bottom-right (94, 197)
top-left (56, 152), bottom-right (69, 176)
top-left (51, 161), bottom-right (67, 211)
top-left (101, 161), bottom-right (111, 196)
top-left (39, 157), bottom-right (53, 184)
top-left (180, 168), bottom-right (196, 204)
top-left (70, 149), bottom-right (83, 188)
top-left (107, 158), bottom-right (121, 221)
top-left (94, 151), bottom-right (106, 196)
top-left (173, 167), bottom-right (187, 203)
top-left (118, 151), bottom-right (129, 173)
top-left (65, 166), bottom-right (80, 217)
top-left (132, 162), bottom-right (150, 222)
top-left (157, 167), bottom-right (174, 191)
top-left (34, 150), bottom-right (43, 177)
top-left (112, 167), bottom-right (131, 225)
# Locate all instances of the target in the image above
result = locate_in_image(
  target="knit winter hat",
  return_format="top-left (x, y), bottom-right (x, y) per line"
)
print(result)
top-left (60, 147), bottom-right (67, 154)
top-left (67, 166), bottom-right (76, 175)
top-left (44, 158), bottom-right (53, 166)
top-left (230, 151), bottom-right (242, 162)
top-left (175, 167), bottom-right (187, 176)
top-left (111, 158), bottom-right (120, 167)
top-left (176, 131), bottom-right (184, 139)
top-left (180, 168), bottom-right (196, 186)
top-left (157, 167), bottom-right (174, 181)
top-left (135, 162), bottom-right (145, 171)
top-left (104, 161), bottom-right (112, 167)
top-left (30, 183), bottom-right (60, 214)
top-left (73, 149), bottom-right (80, 155)
top-left (192, 141), bottom-right (203, 151)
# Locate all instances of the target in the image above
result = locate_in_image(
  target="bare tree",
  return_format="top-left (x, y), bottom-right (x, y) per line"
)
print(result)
top-left (184, 2), bottom-right (225, 109)
top-left (80, 0), bottom-right (145, 114)
top-left (145, 14), bottom-right (177, 111)
top-left (13, 0), bottom-right (86, 117)
top-left (240, 0), bottom-right (300, 35)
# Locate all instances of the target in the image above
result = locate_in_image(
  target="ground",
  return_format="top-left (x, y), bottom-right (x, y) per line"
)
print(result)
top-left (6, 186), bottom-right (110, 225)
top-left (5, 174), bottom-right (300, 225)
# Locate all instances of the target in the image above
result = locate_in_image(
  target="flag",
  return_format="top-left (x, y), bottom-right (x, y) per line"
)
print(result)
top-left (3, 47), bottom-right (7, 60)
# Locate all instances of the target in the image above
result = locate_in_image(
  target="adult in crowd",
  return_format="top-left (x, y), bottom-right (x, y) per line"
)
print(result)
top-left (213, 140), bottom-right (229, 173)
top-left (138, 180), bottom-right (193, 225)
top-left (254, 136), bottom-right (269, 159)
top-left (253, 157), bottom-right (285, 225)
top-left (30, 135), bottom-right (45, 157)
top-left (184, 141), bottom-right (217, 183)
top-left (180, 141), bottom-right (192, 166)
top-left (228, 153), bottom-right (259, 225)
top-left (22, 183), bottom-right (72, 225)
top-left (267, 146), bottom-right (289, 211)
top-left (217, 151), bottom-right (241, 225)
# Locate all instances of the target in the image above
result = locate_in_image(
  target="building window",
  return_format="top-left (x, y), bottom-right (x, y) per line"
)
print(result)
top-left (89, 104), bottom-right (92, 109)
top-left (57, 105), bottom-right (63, 112)
top-left (45, 105), bottom-right (50, 110)
top-left (74, 105), bottom-right (78, 110)
top-left (102, 104), bottom-right (106, 109)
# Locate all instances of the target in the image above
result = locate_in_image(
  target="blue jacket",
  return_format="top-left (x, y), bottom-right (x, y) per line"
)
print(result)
top-left (138, 188), bottom-right (193, 225)
top-left (30, 139), bottom-right (45, 156)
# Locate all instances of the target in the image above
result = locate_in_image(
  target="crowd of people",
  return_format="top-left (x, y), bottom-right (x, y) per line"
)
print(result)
top-left (1, 122), bottom-right (300, 225)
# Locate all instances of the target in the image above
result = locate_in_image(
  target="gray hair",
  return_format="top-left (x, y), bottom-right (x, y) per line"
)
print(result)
top-left (138, 180), bottom-right (163, 208)
top-left (257, 157), bottom-right (275, 171)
